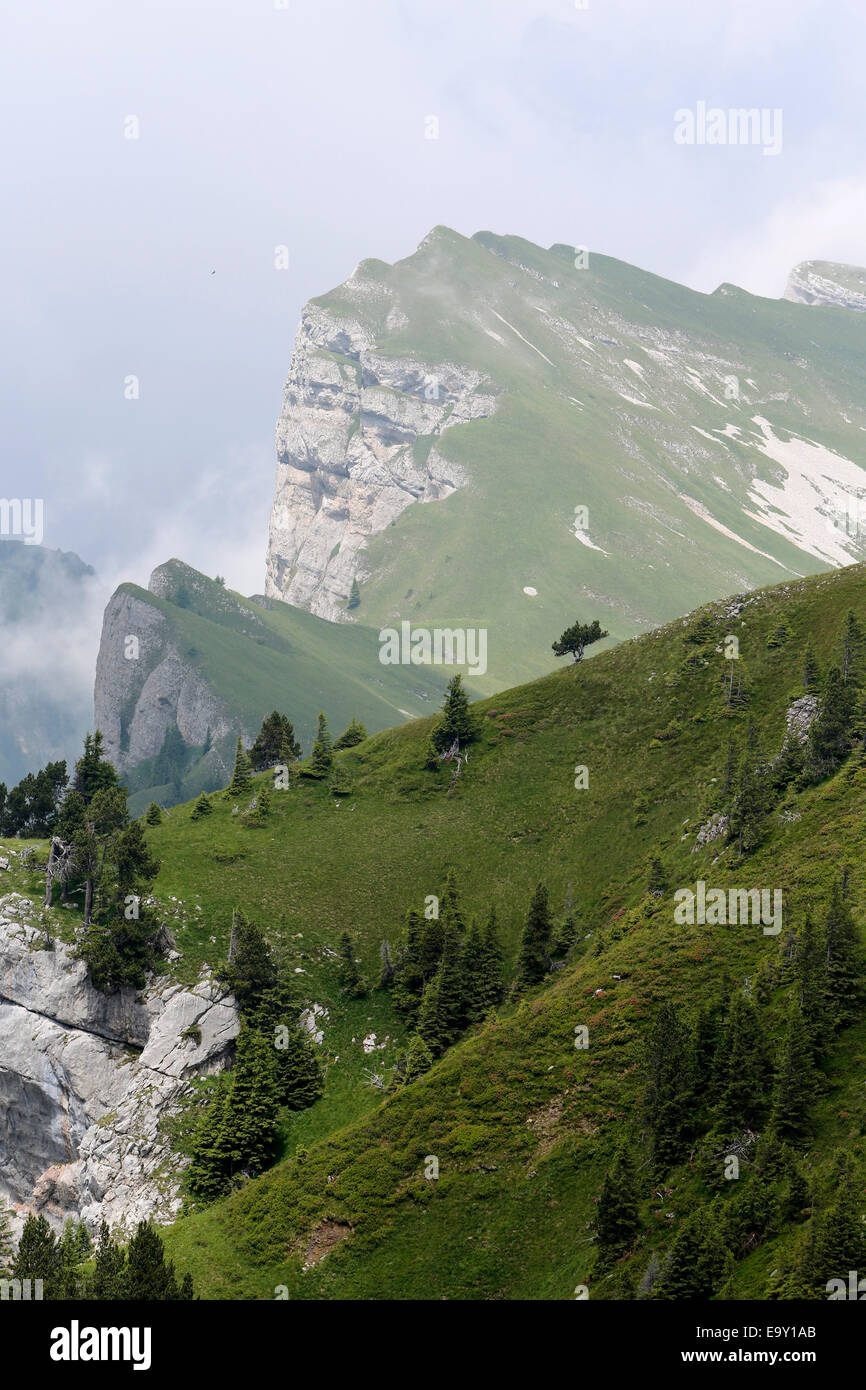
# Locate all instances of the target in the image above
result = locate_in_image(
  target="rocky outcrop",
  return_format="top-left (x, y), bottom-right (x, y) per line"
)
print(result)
top-left (784, 261), bottom-right (866, 313)
top-left (0, 898), bottom-right (238, 1237)
top-left (785, 694), bottom-right (819, 743)
top-left (93, 562), bottom-right (240, 776)
top-left (265, 289), bottom-right (498, 621)
top-left (693, 812), bottom-right (730, 851)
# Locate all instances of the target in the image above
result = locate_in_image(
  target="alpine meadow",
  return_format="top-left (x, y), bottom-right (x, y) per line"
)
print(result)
top-left (5, 0), bottom-right (866, 1360)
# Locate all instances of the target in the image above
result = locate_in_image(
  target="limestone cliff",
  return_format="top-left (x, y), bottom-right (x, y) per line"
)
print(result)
top-left (265, 276), bottom-right (499, 621)
top-left (94, 560), bottom-right (245, 779)
top-left (0, 886), bottom-right (238, 1237)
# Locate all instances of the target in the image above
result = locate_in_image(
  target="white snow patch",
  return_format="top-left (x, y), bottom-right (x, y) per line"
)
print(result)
top-left (484, 328), bottom-right (505, 343)
top-left (684, 371), bottom-right (725, 407)
top-left (624, 359), bottom-right (646, 379)
top-left (488, 309), bottom-right (555, 366)
top-left (617, 391), bottom-right (659, 410)
top-left (679, 493), bottom-right (794, 570)
top-left (523, 586), bottom-right (538, 596)
top-left (574, 528), bottom-right (609, 555)
top-left (743, 417), bottom-right (866, 566)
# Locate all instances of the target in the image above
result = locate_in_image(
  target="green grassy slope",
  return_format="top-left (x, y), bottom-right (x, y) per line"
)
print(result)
top-left (108, 561), bottom-right (459, 813)
top-left (132, 559), bottom-right (866, 1299)
top-left (282, 228), bottom-right (866, 693)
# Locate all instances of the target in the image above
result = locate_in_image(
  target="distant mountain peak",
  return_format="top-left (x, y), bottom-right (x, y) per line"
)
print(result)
top-left (784, 259), bottom-right (866, 312)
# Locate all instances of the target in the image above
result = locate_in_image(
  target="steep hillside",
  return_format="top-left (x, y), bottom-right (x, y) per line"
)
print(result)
top-left (266, 228), bottom-right (866, 693)
top-left (126, 559), bottom-right (866, 1300)
top-left (94, 559), bottom-right (453, 813)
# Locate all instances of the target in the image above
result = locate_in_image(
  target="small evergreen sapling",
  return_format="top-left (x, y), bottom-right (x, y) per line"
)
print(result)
top-left (225, 737), bottom-right (252, 797)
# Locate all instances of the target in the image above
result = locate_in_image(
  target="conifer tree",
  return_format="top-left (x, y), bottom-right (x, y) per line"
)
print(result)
top-left (274, 1018), bottom-right (323, 1111)
top-left (223, 1027), bottom-right (281, 1177)
top-left (11, 1214), bottom-right (60, 1296)
top-left (808, 1150), bottom-right (866, 1294)
top-left (187, 1079), bottom-right (233, 1201)
top-left (416, 972), bottom-right (448, 1056)
top-left (461, 917), bottom-right (486, 1021)
top-left (218, 909), bottom-right (277, 1012)
top-left (418, 907), bottom-right (445, 980)
top-left (652, 1204), bottom-right (732, 1300)
top-left (434, 916), bottom-right (465, 1038)
top-left (256, 783), bottom-right (272, 818)
top-left (190, 792), bottom-right (213, 820)
top-left (337, 930), bottom-right (366, 997)
top-left (770, 996), bottom-right (819, 1143)
top-left (144, 802), bottom-right (162, 826)
top-left (225, 737), bottom-right (252, 796)
top-left (823, 879), bottom-right (862, 1029)
top-left (552, 618), bottom-right (608, 664)
top-left (729, 732), bottom-right (768, 856)
top-left (391, 909), bottom-right (426, 1023)
top-left (430, 675), bottom-right (478, 755)
top-left (553, 909), bottom-right (578, 958)
top-left (56, 1219), bottom-right (91, 1298)
top-left (839, 609), bottom-right (864, 687)
top-left (90, 1222), bottom-right (126, 1299)
top-left (122, 1222), bottom-right (180, 1300)
top-left (722, 739), bottom-right (737, 799)
top-left (79, 801), bottom-right (162, 992)
top-left (647, 855), bottom-right (667, 895)
top-left (477, 906), bottom-right (505, 1013)
top-left (807, 666), bottom-right (854, 778)
top-left (310, 712), bottom-right (333, 776)
top-left (595, 1140), bottom-right (642, 1265)
top-left (333, 716), bottom-right (368, 750)
top-left (404, 1032), bottom-right (433, 1081)
top-left (794, 911), bottom-right (829, 1053)
top-left (515, 883), bottom-right (554, 990)
top-left (644, 1003), bottom-right (694, 1173)
top-left (802, 642), bottom-right (821, 693)
top-left (73, 730), bottom-right (119, 805)
top-left (254, 963), bottom-right (324, 1108)
top-left (772, 733), bottom-right (805, 792)
top-left (712, 994), bottom-right (771, 1130)
top-left (250, 711), bottom-right (301, 769)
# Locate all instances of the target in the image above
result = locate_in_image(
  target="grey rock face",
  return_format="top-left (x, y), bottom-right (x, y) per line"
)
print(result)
top-left (93, 579), bottom-right (237, 775)
top-left (0, 905), bottom-right (238, 1237)
top-left (693, 812), bottom-right (730, 851)
top-left (785, 694), bottom-right (820, 743)
top-left (784, 261), bottom-right (866, 313)
top-left (265, 297), bottom-right (498, 620)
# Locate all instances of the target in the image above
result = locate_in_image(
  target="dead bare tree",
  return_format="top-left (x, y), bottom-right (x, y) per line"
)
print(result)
top-left (439, 737), bottom-right (470, 793)
top-left (43, 836), bottom-right (75, 908)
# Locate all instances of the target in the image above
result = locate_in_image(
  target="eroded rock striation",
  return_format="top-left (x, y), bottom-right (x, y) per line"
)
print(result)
top-left (784, 260), bottom-right (866, 313)
top-left (94, 561), bottom-right (242, 777)
top-left (0, 897), bottom-right (238, 1237)
top-left (265, 290), bottom-right (498, 621)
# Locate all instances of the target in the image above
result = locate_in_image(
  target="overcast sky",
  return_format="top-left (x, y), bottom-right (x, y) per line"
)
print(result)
top-left (3, 0), bottom-right (866, 600)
